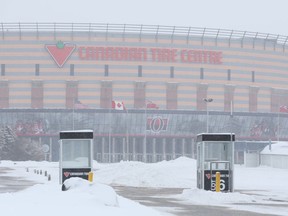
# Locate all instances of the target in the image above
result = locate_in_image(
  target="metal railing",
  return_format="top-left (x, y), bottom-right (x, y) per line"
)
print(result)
top-left (1, 22), bottom-right (288, 50)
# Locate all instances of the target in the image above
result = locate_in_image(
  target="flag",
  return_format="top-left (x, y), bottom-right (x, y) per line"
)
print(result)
top-left (112, 100), bottom-right (126, 110)
top-left (279, 105), bottom-right (288, 113)
top-left (74, 99), bottom-right (89, 109)
top-left (146, 101), bottom-right (159, 109)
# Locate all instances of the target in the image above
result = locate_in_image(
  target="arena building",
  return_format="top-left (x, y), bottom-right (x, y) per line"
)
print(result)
top-left (0, 23), bottom-right (288, 162)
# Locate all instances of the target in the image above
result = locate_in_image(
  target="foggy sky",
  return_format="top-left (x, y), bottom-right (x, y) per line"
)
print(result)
top-left (2, 0), bottom-right (287, 36)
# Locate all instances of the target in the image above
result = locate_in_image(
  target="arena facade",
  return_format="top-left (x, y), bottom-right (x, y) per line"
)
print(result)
top-left (0, 23), bottom-right (288, 163)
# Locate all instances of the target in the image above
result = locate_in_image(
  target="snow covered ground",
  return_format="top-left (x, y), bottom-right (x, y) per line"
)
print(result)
top-left (1, 157), bottom-right (288, 216)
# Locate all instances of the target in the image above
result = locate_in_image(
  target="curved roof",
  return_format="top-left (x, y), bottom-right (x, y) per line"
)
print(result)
top-left (1, 23), bottom-right (288, 48)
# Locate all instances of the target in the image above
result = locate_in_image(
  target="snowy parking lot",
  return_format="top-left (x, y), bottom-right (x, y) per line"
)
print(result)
top-left (1, 157), bottom-right (288, 216)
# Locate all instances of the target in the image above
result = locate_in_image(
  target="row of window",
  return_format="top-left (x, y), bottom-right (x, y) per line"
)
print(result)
top-left (1, 64), bottom-right (256, 82)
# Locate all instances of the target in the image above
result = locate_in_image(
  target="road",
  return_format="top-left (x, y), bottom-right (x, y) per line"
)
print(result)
top-left (113, 186), bottom-right (281, 216)
top-left (0, 167), bottom-right (37, 193)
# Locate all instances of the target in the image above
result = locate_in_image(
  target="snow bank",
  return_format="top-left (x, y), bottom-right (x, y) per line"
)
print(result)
top-left (0, 175), bottom-right (162, 216)
top-left (63, 177), bottom-right (119, 206)
top-left (94, 157), bottom-right (196, 188)
top-left (261, 141), bottom-right (288, 155)
top-left (181, 188), bottom-right (256, 205)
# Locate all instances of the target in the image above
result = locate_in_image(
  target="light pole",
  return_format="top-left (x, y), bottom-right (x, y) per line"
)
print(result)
top-left (144, 103), bottom-right (147, 162)
top-left (108, 107), bottom-right (111, 163)
top-left (125, 108), bottom-right (129, 161)
top-left (143, 100), bottom-right (152, 163)
top-left (203, 98), bottom-right (213, 133)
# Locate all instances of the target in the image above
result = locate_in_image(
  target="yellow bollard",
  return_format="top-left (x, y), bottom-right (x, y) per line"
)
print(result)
top-left (215, 172), bottom-right (221, 192)
top-left (88, 171), bottom-right (94, 182)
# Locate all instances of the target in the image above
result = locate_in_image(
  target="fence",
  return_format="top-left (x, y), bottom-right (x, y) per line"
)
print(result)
top-left (1, 23), bottom-right (288, 51)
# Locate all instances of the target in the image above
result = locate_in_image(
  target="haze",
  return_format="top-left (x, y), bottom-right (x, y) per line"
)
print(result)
top-left (2, 0), bottom-right (288, 36)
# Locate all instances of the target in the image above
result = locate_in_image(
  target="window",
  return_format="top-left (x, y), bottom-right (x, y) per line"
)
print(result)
top-left (252, 71), bottom-right (255, 82)
top-left (200, 68), bottom-right (204, 79)
top-left (1, 64), bottom-right (5, 76)
top-left (70, 64), bottom-right (74, 76)
top-left (227, 69), bottom-right (231, 81)
top-left (62, 140), bottom-right (91, 167)
top-left (170, 66), bottom-right (174, 78)
top-left (35, 64), bottom-right (40, 76)
top-left (138, 65), bottom-right (142, 77)
top-left (105, 65), bottom-right (109, 77)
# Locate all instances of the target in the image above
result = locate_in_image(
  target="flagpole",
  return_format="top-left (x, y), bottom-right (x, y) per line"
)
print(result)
top-left (144, 101), bottom-right (147, 163)
top-left (72, 97), bottom-right (75, 130)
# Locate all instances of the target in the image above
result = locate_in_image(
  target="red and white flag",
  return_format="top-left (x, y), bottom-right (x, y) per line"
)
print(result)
top-left (74, 99), bottom-right (89, 109)
top-left (112, 100), bottom-right (126, 110)
top-left (146, 100), bottom-right (159, 109)
top-left (279, 105), bottom-right (288, 113)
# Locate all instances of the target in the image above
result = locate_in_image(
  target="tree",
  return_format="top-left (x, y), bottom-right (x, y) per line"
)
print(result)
top-left (0, 125), bottom-right (44, 161)
top-left (0, 125), bottom-right (17, 159)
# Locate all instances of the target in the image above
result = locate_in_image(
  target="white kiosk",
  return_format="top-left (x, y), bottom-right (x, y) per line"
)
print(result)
top-left (196, 133), bottom-right (234, 192)
top-left (59, 130), bottom-right (93, 184)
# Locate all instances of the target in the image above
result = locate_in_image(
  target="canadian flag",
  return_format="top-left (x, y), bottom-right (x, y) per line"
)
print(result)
top-left (112, 100), bottom-right (126, 110)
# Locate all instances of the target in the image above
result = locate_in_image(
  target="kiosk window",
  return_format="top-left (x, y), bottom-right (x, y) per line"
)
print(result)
top-left (204, 142), bottom-right (229, 161)
top-left (62, 140), bottom-right (91, 168)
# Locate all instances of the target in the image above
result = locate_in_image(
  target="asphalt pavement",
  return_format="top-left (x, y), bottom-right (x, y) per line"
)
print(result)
top-left (0, 167), bottom-right (37, 193)
top-left (113, 186), bottom-right (281, 216)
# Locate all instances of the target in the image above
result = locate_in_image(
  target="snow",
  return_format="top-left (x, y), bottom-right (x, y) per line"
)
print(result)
top-left (1, 157), bottom-right (288, 216)
top-left (261, 141), bottom-right (288, 155)
top-left (0, 161), bottom-right (162, 216)
top-left (93, 157), bottom-right (195, 188)
top-left (62, 178), bottom-right (119, 207)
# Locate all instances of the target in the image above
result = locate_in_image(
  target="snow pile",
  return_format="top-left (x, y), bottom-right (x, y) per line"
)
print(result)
top-left (181, 188), bottom-right (256, 205)
top-left (0, 163), bottom-right (163, 216)
top-left (0, 178), bottom-right (162, 216)
top-left (62, 177), bottom-right (119, 207)
top-left (94, 157), bottom-right (196, 188)
top-left (261, 141), bottom-right (288, 155)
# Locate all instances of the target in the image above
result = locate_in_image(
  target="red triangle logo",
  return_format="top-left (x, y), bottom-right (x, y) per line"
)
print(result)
top-left (45, 41), bottom-right (76, 67)
top-left (63, 172), bottom-right (70, 178)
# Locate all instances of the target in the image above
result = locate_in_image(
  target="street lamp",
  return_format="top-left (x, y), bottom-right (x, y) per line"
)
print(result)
top-left (125, 108), bottom-right (129, 161)
top-left (143, 100), bottom-right (151, 163)
top-left (203, 98), bottom-right (213, 133)
top-left (143, 99), bottom-right (155, 163)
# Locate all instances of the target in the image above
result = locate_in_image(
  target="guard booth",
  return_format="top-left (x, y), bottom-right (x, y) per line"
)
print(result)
top-left (196, 133), bottom-right (235, 192)
top-left (59, 130), bottom-right (93, 184)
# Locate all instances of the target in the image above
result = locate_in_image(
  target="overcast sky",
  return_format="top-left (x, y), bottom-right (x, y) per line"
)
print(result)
top-left (2, 0), bottom-right (288, 36)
